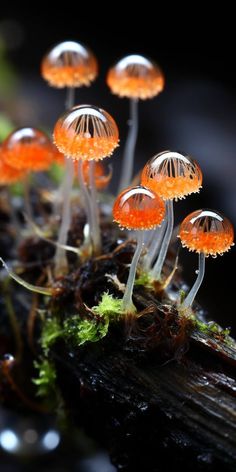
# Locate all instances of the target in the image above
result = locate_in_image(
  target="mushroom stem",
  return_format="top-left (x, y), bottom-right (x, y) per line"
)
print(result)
top-left (151, 199), bottom-right (174, 280)
top-left (65, 86), bottom-right (75, 110)
top-left (0, 258), bottom-right (53, 296)
top-left (122, 231), bottom-right (144, 313)
top-left (54, 157), bottom-right (74, 275)
top-left (118, 98), bottom-right (138, 192)
top-left (89, 160), bottom-right (102, 255)
top-left (181, 252), bottom-right (205, 309)
top-left (142, 218), bottom-right (167, 271)
top-left (77, 160), bottom-right (93, 245)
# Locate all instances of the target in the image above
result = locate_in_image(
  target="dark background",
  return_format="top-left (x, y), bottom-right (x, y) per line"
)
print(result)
top-left (0, 11), bottom-right (235, 332)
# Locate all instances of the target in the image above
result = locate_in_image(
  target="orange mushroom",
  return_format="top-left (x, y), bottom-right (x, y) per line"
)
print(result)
top-left (178, 209), bottom-right (234, 310)
top-left (2, 128), bottom-right (54, 171)
top-left (113, 185), bottom-right (165, 313)
top-left (41, 41), bottom-right (98, 89)
top-left (53, 105), bottom-right (119, 272)
top-left (54, 105), bottom-right (118, 161)
top-left (141, 151), bottom-right (203, 281)
top-left (107, 54), bottom-right (164, 192)
top-left (107, 55), bottom-right (164, 100)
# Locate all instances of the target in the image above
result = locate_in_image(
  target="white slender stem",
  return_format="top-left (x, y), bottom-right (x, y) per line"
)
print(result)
top-left (65, 87), bottom-right (75, 110)
top-left (54, 158), bottom-right (74, 275)
top-left (151, 200), bottom-right (174, 281)
top-left (89, 161), bottom-right (102, 254)
top-left (143, 218), bottom-right (167, 271)
top-left (77, 160), bottom-right (93, 244)
top-left (122, 231), bottom-right (144, 313)
top-left (181, 252), bottom-right (205, 309)
top-left (118, 99), bottom-right (139, 192)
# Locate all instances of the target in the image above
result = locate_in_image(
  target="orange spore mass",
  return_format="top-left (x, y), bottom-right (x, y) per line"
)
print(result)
top-left (53, 105), bottom-right (119, 161)
top-left (42, 64), bottom-right (97, 88)
top-left (107, 55), bottom-right (164, 100)
top-left (113, 186), bottom-right (165, 230)
top-left (179, 209), bottom-right (234, 256)
top-left (2, 128), bottom-right (54, 171)
top-left (141, 151), bottom-right (202, 200)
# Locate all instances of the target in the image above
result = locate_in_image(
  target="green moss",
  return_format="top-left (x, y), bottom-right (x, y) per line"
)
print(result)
top-left (135, 271), bottom-right (153, 289)
top-left (33, 359), bottom-right (57, 398)
top-left (41, 317), bottom-right (63, 354)
top-left (63, 316), bottom-right (109, 346)
top-left (92, 292), bottom-right (123, 318)
top-left (195, 319), bottom-right (236, 347)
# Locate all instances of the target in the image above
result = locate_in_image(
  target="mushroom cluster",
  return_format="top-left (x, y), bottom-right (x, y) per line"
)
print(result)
top-left (0, 40), bottom-right (234, 322)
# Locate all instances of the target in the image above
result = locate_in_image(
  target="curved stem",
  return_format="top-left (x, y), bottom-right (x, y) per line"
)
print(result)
top-left (181, 252), bottom-right (205, 309)
top-left (0, 258), bottom-right (52, 296)
top-left (151, 200), bottom-right (174, 281)
top-left (89, 161), bottom-right (101, 255)
top-left (122, 231), bottom-right (144, 313)
top-left (54, 157), bottom-right (74, 275)
top-left (143, 218), bottom-right (167, 271)
top-left (118, 99), bottom-right (139, 192)
top-left (66, 86), bottom-right (75, 110)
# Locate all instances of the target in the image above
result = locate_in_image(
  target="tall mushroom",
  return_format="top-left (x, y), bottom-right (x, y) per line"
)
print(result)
top-left (113, 185), bottom-right (165, 313)
top-left (141, 150), bottom-right (202, 281)
top-left (107, 55), bottom-right (164, 192)
top-left (53, 104), bottom-right (119, 272)
top-left (178, 209), bottom-right (234, 311)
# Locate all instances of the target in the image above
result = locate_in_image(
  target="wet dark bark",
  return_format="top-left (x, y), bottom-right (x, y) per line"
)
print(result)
top-left (51, 293), bottom-right (236, 472)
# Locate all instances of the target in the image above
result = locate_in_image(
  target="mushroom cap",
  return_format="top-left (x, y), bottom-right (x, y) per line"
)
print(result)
top-left (141, 150), bottom-right (202, 200)
top-left (53, 105), bottom-right (119, 161)
top-left (179, 209), bottom-right (234, 257)
top-left (107, 54), bottom-right (164, 100)
top-left (2, 128), bottom-right (54, 171)
top-left (0, 146), bottom-right (26, 184)
top-left (113, 185), bottom-right (165, 230)
top-left (41, 41), bottom-right (98, 88)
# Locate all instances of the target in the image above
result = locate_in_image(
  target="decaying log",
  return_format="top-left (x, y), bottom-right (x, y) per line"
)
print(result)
top-left (51, 292), bottom-right (236, 472)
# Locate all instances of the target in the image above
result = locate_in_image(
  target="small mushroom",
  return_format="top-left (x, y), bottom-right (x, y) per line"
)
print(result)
top-left (41, 40), bottom-right (98, 108)
top-left (2, 128), bottom-right (55, 221)
top-left (107, 55), bottom-right (164, 192)
top-left (141, 150), bottom-right (202, 281)
top-left (178, 209), bottom-right (234, 311)
top-left (53, 105), bottom-right (119, 272)
top-left (2, 128), bottom-right (54, 171)
top-left (113, 185), bottom-right (165, 313)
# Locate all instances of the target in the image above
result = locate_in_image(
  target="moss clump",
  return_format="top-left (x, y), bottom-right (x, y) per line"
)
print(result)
top-left (92, 292), bottom-right (123, 318)
top-left (33, 359), bottom-right (57, 398)
top-left (64, 316), bottom-right (109, 346)
top-left (135, 271), bottom-right (154, 289)
top-left (195, 319), bottom-right (236, 347)
top-left (41, 317), bottom-right (63, 354)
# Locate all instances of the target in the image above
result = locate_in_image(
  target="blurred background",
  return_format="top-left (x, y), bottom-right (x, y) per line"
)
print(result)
top-left (0, 10), bottom-right (235, 334)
